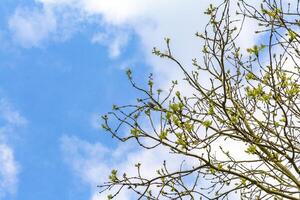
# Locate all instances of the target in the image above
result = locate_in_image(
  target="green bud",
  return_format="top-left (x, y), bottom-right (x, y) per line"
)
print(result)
top-left (245, 145), bottom-right (256, 154)
top-left (130, 128), bottom-right (141, 137)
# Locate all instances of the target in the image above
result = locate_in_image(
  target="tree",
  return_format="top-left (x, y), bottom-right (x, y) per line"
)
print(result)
top-left (100, 0), bottom-right (300, 199)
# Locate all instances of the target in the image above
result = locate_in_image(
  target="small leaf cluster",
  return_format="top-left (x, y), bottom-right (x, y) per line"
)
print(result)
top-left (246, 45), bottom-right (266, 57)
top-left (109, 169), bottom-right (118, 183)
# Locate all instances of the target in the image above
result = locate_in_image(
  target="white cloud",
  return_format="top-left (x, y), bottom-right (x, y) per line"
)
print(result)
top-left (8, 6), bottom-right (57, 48)
top-left (8, 0), bottom-right (259, 66)
top-left (61, 135), bottom-right (195, 200)
top-left (91, 29), bottom-right (129, 58)
top-left (60, 135), bottom-right (110, 185)
top-left (0, 97), bottom-right (26, 199)
top-left (0, 99), bottom-right (27, 126)
top-left (60, 135), bottom-right (130, 200)
top-left (0, 144), bottom-right (19, 199)
top-left (37, 0), bottom-right (150, 25)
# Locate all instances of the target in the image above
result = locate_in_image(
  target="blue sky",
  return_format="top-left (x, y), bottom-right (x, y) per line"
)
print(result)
top-left (0, 1), bottom-right (258, 200)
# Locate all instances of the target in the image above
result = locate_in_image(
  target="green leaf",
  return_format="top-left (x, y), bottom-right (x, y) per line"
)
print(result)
top-left (148, 80), bottom-right (153, 87)
top-left (217, 163), bottom-right (223, 170)
top-left (159, 131), bottom-right (168, 140)
top-left (210, 167), bottom-right (216, 175)
top-left (170, 103), bottom-right (179, 112)
top-left (109, 169), bottom-right (118, 182)
top-left (131, 128), bottom-right (141, 137)
top-left (169, 103), bottom-right (183, 112)
top-left (204, 4), bottom-right (216, 15)
top-left (245, 145), bottom-right (257, 154)
top-left (208, 105), bottom-right (214, 115)
top-left (288, 30), bottom-right (297, 41)
top-left (246, 45), bottom-right (266, 57)
top-left (241, 178), bottom-right (247, 186)
top-left (246, 73), bottom-right (256, 81)
top-left (184, 122), bottom-right (194, 132)
top-left (202, 120), bottom-right (212, 128)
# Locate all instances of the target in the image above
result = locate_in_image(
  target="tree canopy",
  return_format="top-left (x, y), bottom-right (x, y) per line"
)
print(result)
top-left (100, 0), bottom-right (300, 199)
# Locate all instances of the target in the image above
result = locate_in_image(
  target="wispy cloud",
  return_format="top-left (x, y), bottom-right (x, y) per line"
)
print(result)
top-left (8, 6), bottom-right (57, 48)
top-left (91, 29), bottom-right (130, 58)
top-left (0, 99), bottom-right (27, 126)
top-left (0, 143), bottom-right (19, 199)
top-left (60, 135), bottom-right (120, 200)
top-left (60, 135), bottom-right (191, 200)
top-left (0, 97), bottom-right (26, 199)
top-left (8, 0), bottom-right (259, 83)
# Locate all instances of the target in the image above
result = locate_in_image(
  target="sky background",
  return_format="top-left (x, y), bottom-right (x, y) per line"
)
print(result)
top-left (0, 1), bottom-right (259, 200)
